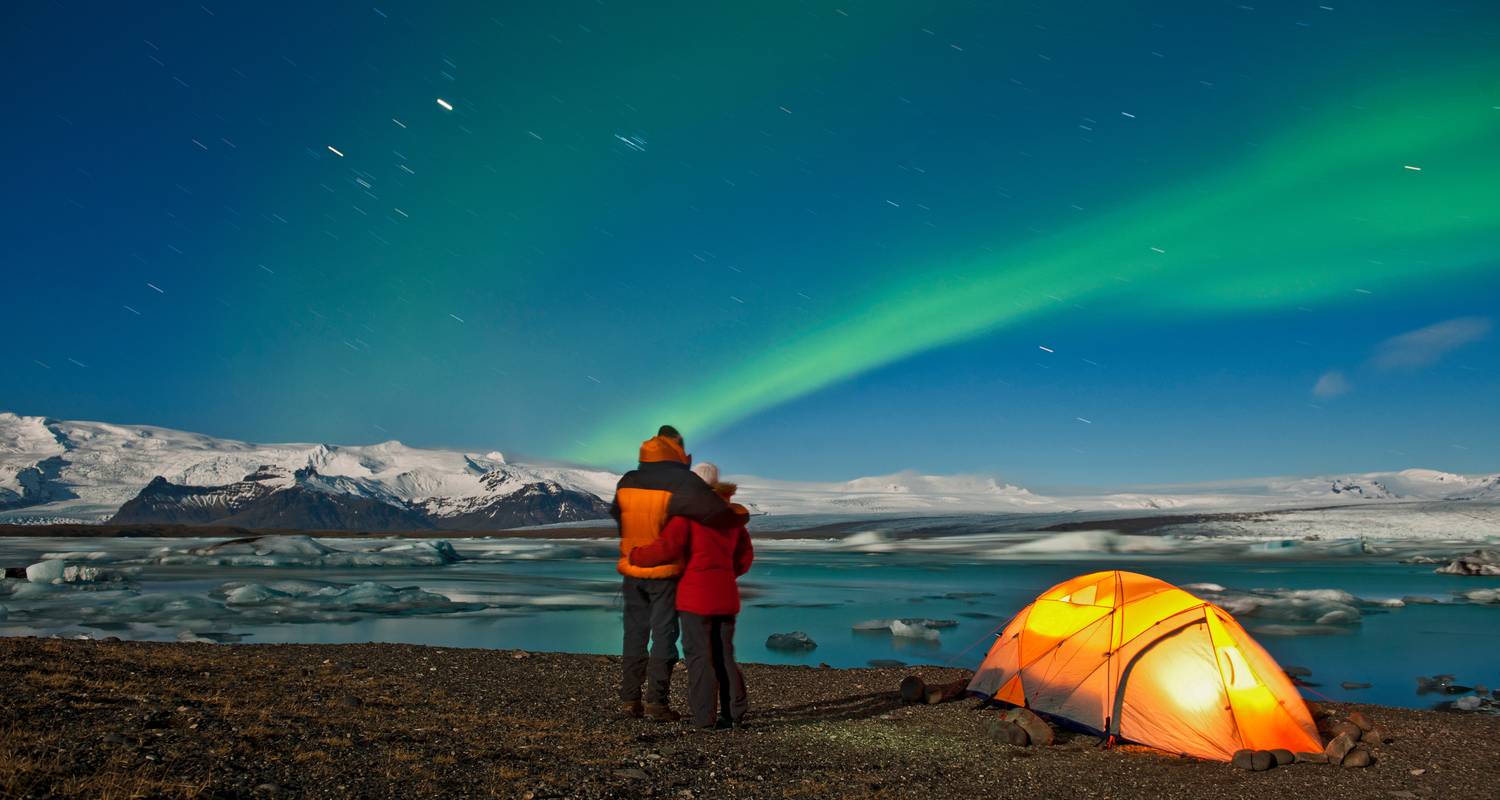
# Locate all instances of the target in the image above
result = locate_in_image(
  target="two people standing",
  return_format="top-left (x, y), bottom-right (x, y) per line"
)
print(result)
top-left (612, 425), bottom-right (753, 729)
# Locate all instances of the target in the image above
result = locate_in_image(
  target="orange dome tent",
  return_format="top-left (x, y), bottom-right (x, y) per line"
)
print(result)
top-left (969, 570), bottom-right (1322, 761)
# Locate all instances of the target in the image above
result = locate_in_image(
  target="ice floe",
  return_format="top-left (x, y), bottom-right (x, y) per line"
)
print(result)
top-left (853, 618), bottom-right (957, 641)
top-left (213, 579), bottom-right (475, 618)
top-left (147, 536), bottom-right (461, 568)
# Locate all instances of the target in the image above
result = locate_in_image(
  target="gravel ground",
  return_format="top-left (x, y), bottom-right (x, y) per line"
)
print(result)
top-left (1, 638), bottom-right (1496, 799)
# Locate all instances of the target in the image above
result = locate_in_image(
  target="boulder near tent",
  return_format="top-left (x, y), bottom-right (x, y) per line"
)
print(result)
top-left (969, 570), bottom-right (1322, 761)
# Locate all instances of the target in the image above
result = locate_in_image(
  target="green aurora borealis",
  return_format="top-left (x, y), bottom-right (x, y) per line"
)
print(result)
top-left (5, 1), bottom-right (1498, 481)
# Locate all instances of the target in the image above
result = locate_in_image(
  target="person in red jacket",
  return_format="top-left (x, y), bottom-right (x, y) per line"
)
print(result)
top-left (629, 463), bottom-right (753, 729)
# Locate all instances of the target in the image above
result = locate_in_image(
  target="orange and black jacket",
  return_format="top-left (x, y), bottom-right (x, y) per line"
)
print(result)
top-left (611, 435), bottom-right (742, 579)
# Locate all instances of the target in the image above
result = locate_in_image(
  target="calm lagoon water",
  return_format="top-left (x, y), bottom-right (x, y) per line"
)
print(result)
top-left (1, 529), bottom-right (1496, 710)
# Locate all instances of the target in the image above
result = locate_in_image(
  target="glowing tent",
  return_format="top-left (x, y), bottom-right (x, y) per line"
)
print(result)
top-left (969, 570), bottom-right (1322, 761)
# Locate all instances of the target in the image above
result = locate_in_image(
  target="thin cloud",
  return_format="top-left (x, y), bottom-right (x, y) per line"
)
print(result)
top-left (1312, 370), bottom-right (1351, 398)
top-left (1370, 317), bottom-right (1490, 370)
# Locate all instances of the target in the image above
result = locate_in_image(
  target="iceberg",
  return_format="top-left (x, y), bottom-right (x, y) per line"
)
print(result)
top-left (889, 619), bottom-right (941, 641)
top-left (25, 560), bottom-right (67, 584)
top-left (1189, 586), bottom-right (1365, 627)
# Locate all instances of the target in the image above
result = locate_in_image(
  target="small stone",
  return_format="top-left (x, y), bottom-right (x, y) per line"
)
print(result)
top-left (1341, 747), bottom-right (1374, 768)
top-left (1232, 749), bottom-right (1256, 770)
top-left (338, 695), bottom-right (361, 709)
top-left (1340, 681), bottom-right (1372, 690)
top-left (1251, 750), bottom-right (1275, 771)
top-left (1361, 727), bottom-right (1386, 745)
top-left (101, 733), bottom-right (127, 745)
top-left (614, 768), bottom-right (650, 781)
top-left (1270, 748), bottom-right (1294, 766)
top-left (1454, 696), bottom-right (1482, 711)
top-left (1409, 768), bottom-right (1426, 776)
top-left (253, 785), bottom-right (283, 796)
top-left (1347, 711), bottom-right (1373, 731)
top-left (1325, 732), bottom-right (1357, 763)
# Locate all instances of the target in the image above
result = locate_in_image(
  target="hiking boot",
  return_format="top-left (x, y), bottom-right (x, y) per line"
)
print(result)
top-left (620, 700), bottom-right (643, 719)
top-left (642, 703), bottom-right (681, 723)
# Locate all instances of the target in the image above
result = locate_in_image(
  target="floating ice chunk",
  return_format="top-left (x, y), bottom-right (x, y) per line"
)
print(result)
top-left (998, 531), bottom-right (1181, 555)
top-left (1315, 608), bottom-right (1360, 625)
top-left (1213, 587), bottom-right (1363, 626)
top-left (1182, 582), bottom-right (1226, 593)
top-left (841, 531), bottom-right (894, 552)
top-left (854, 618), bottom-right (956, 640)
top-left (488, 592), bottom-right (613, 610)
top-left (148, 536), bottom-right (461, 568)
top-left (889, 619), bottom-right (941, 641)
top-left (61, 565), bottom-right (104, 583)
top-left (226, 579), bottom-right (473, 617)
top-left (40, 551), bottom-right (110, 562)
top-left (1435, 550), bottom-right (1500, 576)
top-left (1460, 588), bottom-right (1500, 604)
top-left (25, 560), bottom-right (67, 584)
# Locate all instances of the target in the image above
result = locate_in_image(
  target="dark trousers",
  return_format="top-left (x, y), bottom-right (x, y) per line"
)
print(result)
top-left (679, 611), bottom-right (749, 727)
top-left (620, 577), bottom-right (679, 704)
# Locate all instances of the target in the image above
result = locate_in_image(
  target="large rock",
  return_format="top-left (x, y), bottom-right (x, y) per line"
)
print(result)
top-left (1361, 727), bottom-right (1387, 745)
top-left (1270, 749), bottom-right (1295, 766)
top-left (1341, 747), bottom-right (1374, 768)
top-left (1251, 751), bottom-right (1275, 771)
top-left (1231, 750), bottom-right (1256, 770)
top-left (1331, 721), bottom-right (1363, 741)
top-left (765, 632), bottom-right (817, 652)
top-left (983, 719), bottom-right (1030, 746)
top-left (1325, 732), bottom-right (1357, 763)
top-left (1347, 711), bottom-right (1373, 731)
top-left (1294, 751), bottom-right (1328, 764)
top-left (996, 707), bottom-right (1053, 746)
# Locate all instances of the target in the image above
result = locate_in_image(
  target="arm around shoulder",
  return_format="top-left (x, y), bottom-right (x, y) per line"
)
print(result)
top-left (629, 516), bottom-right (689, 567)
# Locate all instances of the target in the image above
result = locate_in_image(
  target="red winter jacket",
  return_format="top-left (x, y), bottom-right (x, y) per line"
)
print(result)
top-left (629, 514), bottom-right (753, 616)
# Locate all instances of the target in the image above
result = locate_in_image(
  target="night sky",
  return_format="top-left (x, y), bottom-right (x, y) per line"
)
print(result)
top-left (4, 1), bottom-right (1498, 485)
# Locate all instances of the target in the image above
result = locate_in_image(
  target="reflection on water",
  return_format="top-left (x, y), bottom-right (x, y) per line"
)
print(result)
top-left (1, 527), bottom-right (1497, 710)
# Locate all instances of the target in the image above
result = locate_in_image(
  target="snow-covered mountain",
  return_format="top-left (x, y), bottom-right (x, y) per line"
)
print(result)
top-left (2, 412), bottom-right (1496, 527)
top-left (0, 413), bottom-right (617, 528)
top-left (728, 468), bottom-right (1500, 516)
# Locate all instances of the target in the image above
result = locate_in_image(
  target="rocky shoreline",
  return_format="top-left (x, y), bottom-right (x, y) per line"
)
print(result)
top-left (2, 639), bottom-right (1497, 799)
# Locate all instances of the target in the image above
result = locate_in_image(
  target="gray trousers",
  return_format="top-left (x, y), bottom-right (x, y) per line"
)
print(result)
top-left (620, 577), bottom-right (679, 704)
top-left (680, 611), bottom-right (749, 727)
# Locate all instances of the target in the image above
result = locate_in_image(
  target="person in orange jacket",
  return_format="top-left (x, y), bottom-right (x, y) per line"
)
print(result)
top-left (630, 462), bottom-right (753, 729)
top-left (611, 426), bottom-right (744, 722)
